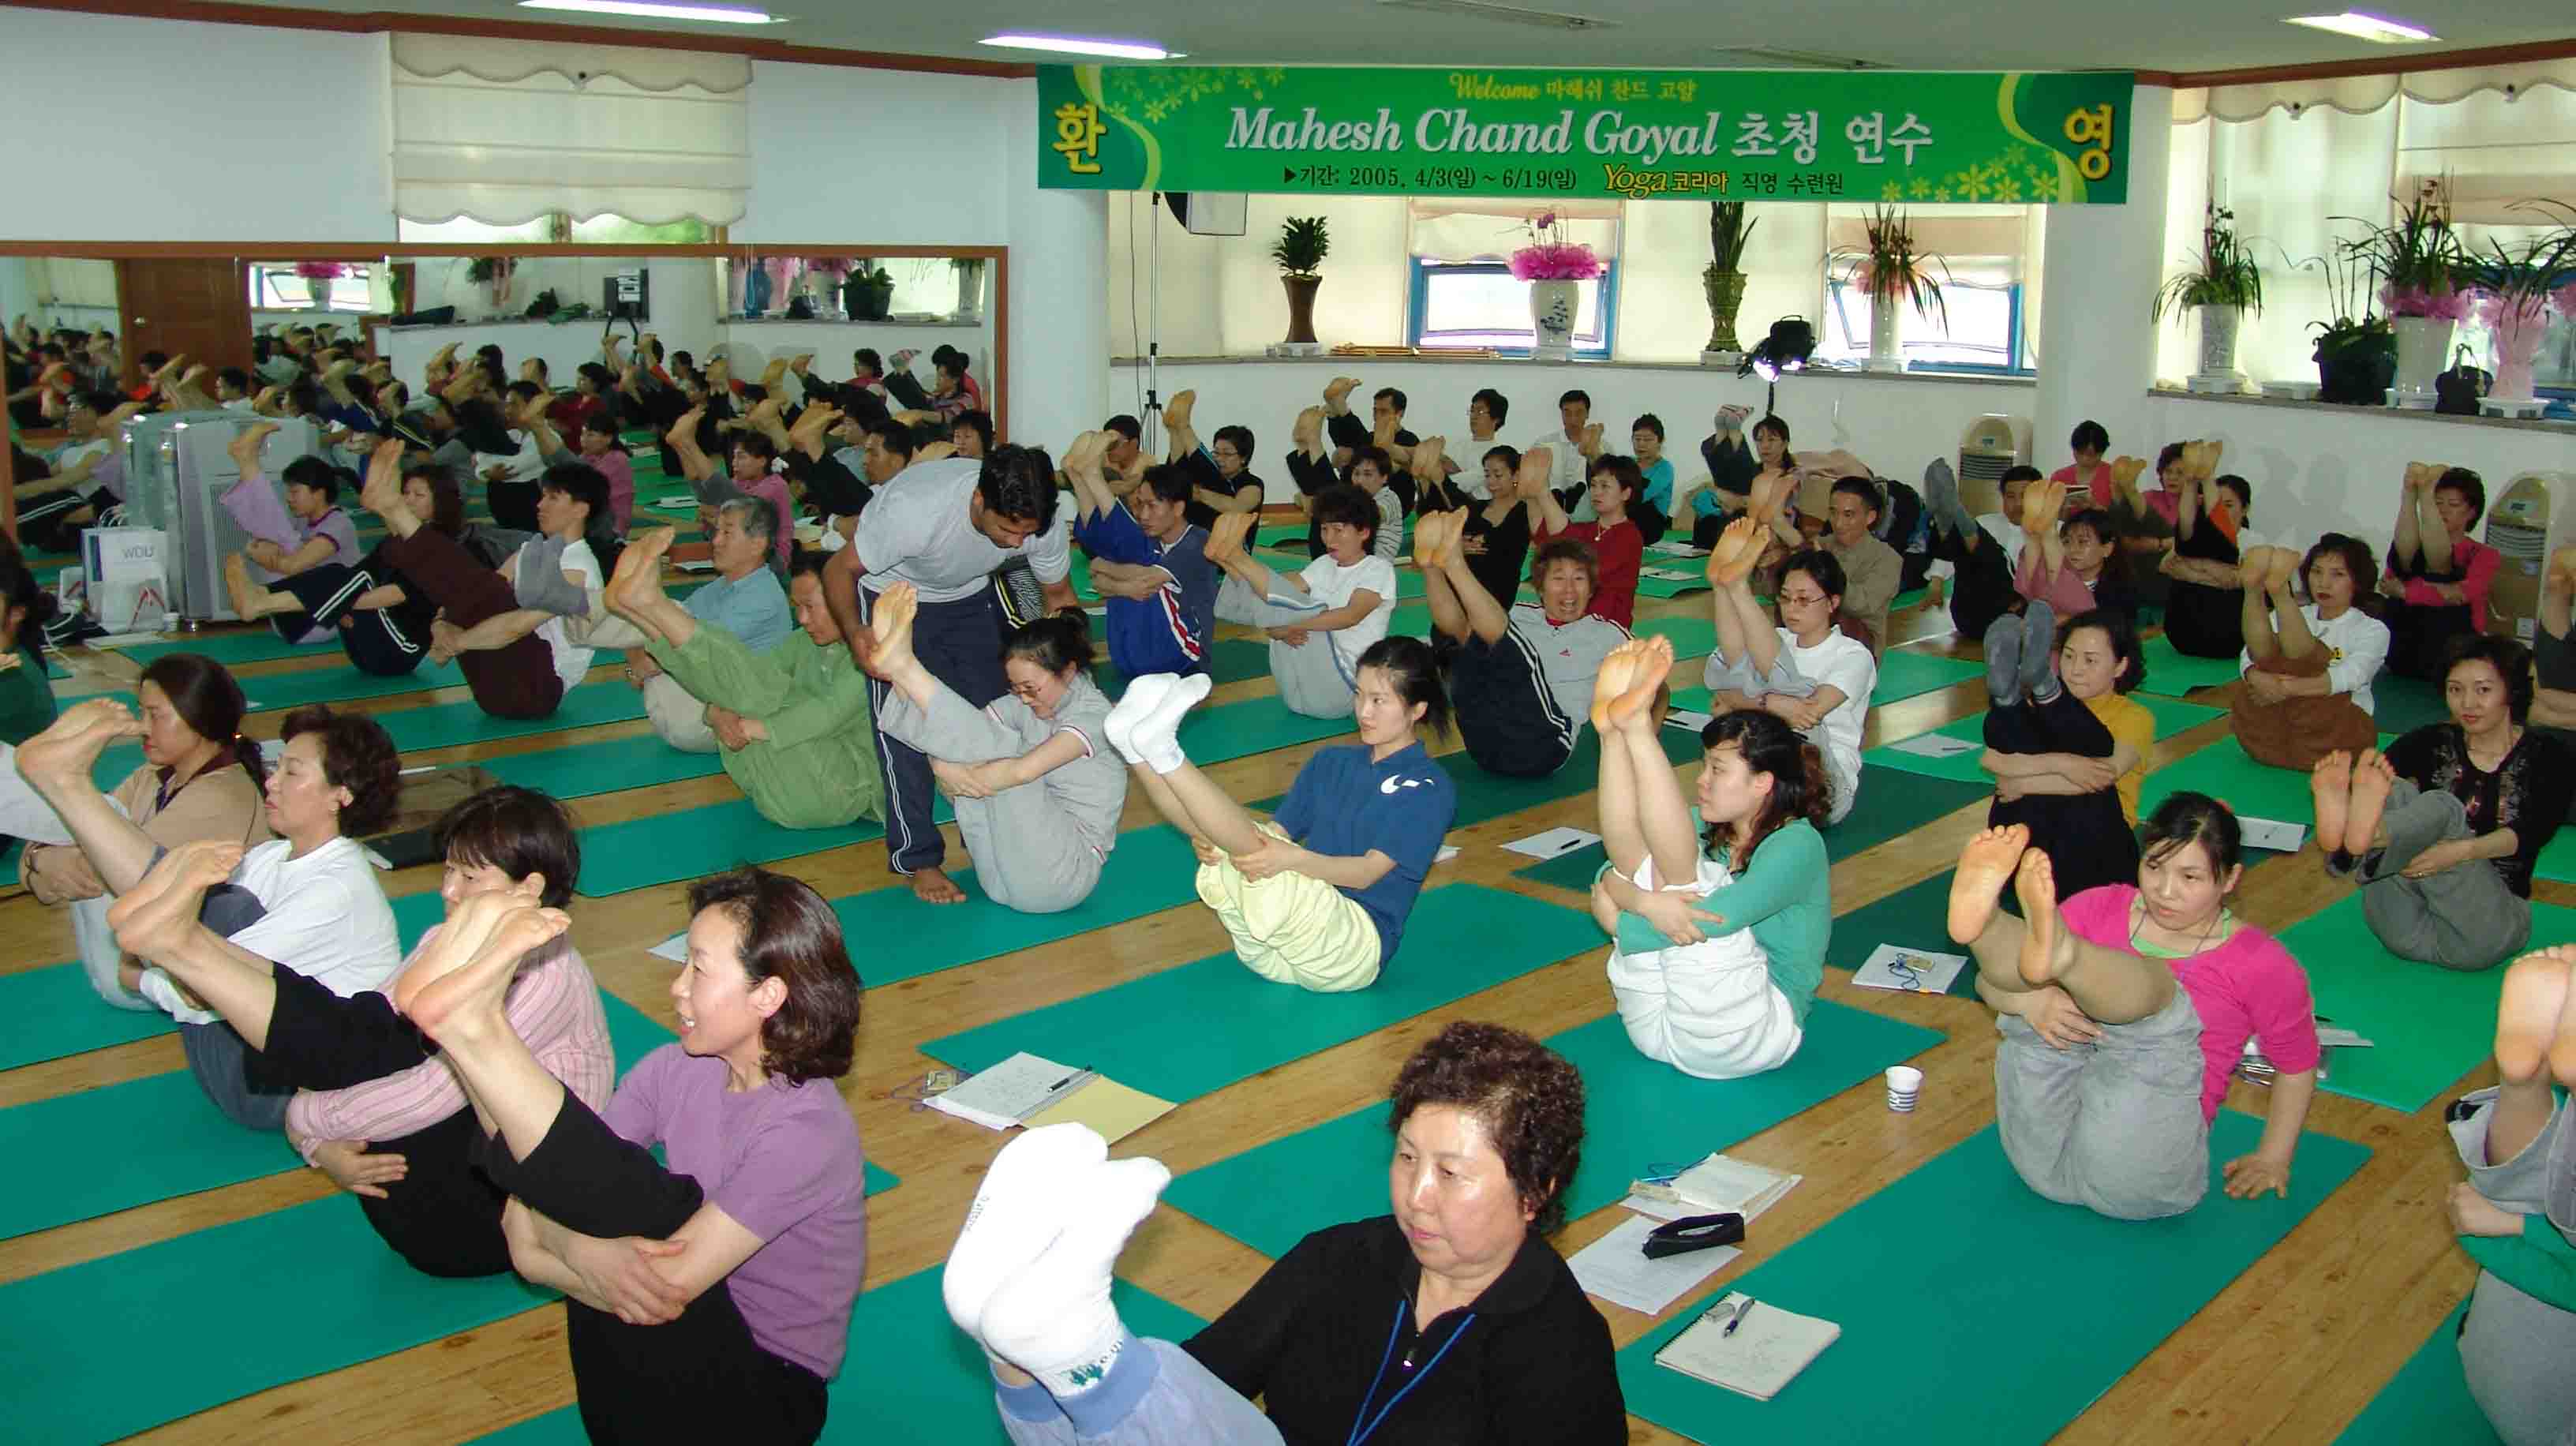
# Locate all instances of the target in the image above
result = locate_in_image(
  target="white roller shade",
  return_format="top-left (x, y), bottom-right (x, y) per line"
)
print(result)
top-left (2172, 57), bottom-right (2576, 123)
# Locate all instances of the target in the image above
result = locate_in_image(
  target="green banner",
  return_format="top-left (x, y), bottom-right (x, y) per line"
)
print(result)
top-left (1039, 65), bottom-right (2131, 204)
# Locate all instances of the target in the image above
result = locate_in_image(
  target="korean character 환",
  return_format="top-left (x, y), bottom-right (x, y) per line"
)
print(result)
top-left (1052, 101), bottom-right (1106, 174)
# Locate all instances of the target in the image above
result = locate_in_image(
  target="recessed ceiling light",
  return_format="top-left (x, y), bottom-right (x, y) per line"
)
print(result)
top-left (2283, 11), bottom-right (2437, 43)
top-left (979, 34), bottom-right (1178, 60)
top-left (518, 0), bottom-right (783, 22)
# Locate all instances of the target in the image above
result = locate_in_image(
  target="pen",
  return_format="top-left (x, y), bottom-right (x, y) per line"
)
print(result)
top-left (1721, 1298), bottom-right (1756, 1337)
top-left (1047, 1067), bottom-right (1092, 1092)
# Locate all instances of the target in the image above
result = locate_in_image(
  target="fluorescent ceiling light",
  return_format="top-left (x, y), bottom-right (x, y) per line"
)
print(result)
top-left (518, 0), bottom-right (782, 22)
top-left (2282, 12), bottom-right (2436, 43)
top-left (979, 33), bottom-right (1176, 60)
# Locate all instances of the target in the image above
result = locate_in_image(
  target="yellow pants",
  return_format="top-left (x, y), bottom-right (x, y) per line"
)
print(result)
top-left (1195, 822), bottom-right (1383, 992)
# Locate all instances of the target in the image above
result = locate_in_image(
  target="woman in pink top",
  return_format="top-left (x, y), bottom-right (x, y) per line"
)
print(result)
top-left (2382, 463), bottom-right (2503, 680)
top-left (1945, 793), bottom-right (2320, 1219)
top-left (2050, 418), bottom-right (2114, 507)
top-left (103, 787), bottom-right (613, 1279)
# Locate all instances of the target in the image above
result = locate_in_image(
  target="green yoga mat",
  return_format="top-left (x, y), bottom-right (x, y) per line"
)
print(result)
top-left (373, 679), bottom-right (646, 753)
top-left (2535, 826), bottom-right (2576, 886)
top-left (114, 628), bottom-right (339, 668)
top-left (1869, 647), bottom-right (1983, 705)
top-left (834, 828), bottom-right (1203, 988)
top-left (1619, 1114), bottom-right (2368, 1444)
top-left (0, 961), bottom-right (174, 1071)
top-left (1096, 638), bottom-right (1271, 697)
top-left (2335, 1304), bottom-right (2499, 1445)
top-left (1863, 695), bottom-right (2226, 785)
top-left (2135, 634), bottom-right (2248, 696)
top-left (2140, 735), bottom-right (2395, 847)
top-left (468, 1268), bottom-right (1202, 1446)
top-left (1636, 569), bottom-right (1711, 599)
top-left (1254, 724), bottom-right (1698, 846)
top-left (1388, 601), bottom-right (1432, 639)
top-left (1165, 1006), bottom-right (1941, 1260)
top-left (923, 884), bottom-right (1608, 1101)
top-left (474, 732), bottom-right (725, 800)
top-left (233, 659), bottom-right (473, 712)
top-left (2374, 675), bottom-right (2455, 736)
top-left (1828, 871), bottom-right (1983, 998)
top-left (2275, 895), bottom-right (2574, 1114)
top-left (1634, 612), bottom-right (1718, 659)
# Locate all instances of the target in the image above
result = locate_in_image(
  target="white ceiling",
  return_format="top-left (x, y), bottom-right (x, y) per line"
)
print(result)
top-left (235, 0), bottom-right (2573, 75)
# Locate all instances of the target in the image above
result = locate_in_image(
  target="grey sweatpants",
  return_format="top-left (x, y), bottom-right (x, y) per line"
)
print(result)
top-left (565, 612), bottom-right (721, 752)
top-left (997, 1337), bottom-right (1280, 1445)
top-left (2324, 778), bottom-right (2530, 971)
top-left (1994, 989), bottom-right (2210, 1219)
top-left (1216, 574), bottom-right (1355, 720)
top-left (2450, 1090), bottom-right (2576, 1446)
top-left (874, 687), bottom-right (1107, 914)
top-left (1700, 648), bottom-right (1858, 824)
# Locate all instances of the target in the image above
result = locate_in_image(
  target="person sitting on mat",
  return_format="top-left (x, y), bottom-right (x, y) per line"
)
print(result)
top-left (2309, 636), bottom-right (2575, 972)
top-left (1591, 639), bottom-right (1828, 1081)
top-left (1977, 601), bottom-right (2154, 904)
top-left (384, 871), bottom-right (869, 1444)
top-left (2158, 446), bottom-right (2265, 659)
top-left (529, 403), bottom-right (635, 534)
top-left (2013, 485), bottom-right (2136, 622)
top-left (1204, 482), bottom-right (1396, 722)
top-left (2382, 463), bottom-right (2500, 680)
top-left (2530, 546), bottom-right (2576, 755)
top-left (1062, 432), bottom-right (1216, 681)
top-left (218, 424), bottom-right (361, 646)
top-left (1818, 476), bottom-right (1903, 658)
top-left (1949, 803), bottom-right (2320, 1220)
top-left (867, 583), bottom-right (1125, 914)
top-left (2445, 944), bottom-right (2576, 1446)
top-left (1103, 638), bottom-right (1457, 993)
top-left (1698, 519), bottom-right (1874, 826)
top-left (668, 401), bottom-right (794, 572)
top-left (12, 698), bottom-right (402, 1128)
top-left (227, 462), bottom-right (469, 680)
top-left (1414, 442), bottom-right (1534, 614)
top-left (1920, 459), bottom-right (2031, 643)
top-left (598, 500), bottom-right (792, 753)
top-left (17, 654), bottom-right (271, 1010)
top-left (604, 530), bottom-right (883, 831)
top-left (2230, 538), bottom-right (2387, 771)
top-left (1529, 450), bottom-right (1645, 628)
top-left (0, 539), bottom-right (58, 744)
top-left (1416, 504), bottom-right (1626, 779)
top-left (104, 789), bottom-right (614, 1280)
top-left (948, 1022), bottom-right (1626, 1445)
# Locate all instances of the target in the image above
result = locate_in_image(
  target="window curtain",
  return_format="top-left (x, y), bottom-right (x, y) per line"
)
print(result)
top-left (1822, 208), bottom-right (2028, 288)
top-left (2173, 58), bottom-right (2576, 124)
top-left (1407, 198), bottom-right (1620, 264)
top-left (390, 35), bottom-right (751, 227)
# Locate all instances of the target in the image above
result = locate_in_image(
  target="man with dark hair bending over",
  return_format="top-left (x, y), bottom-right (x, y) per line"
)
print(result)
top-left (825, 446), bottom-right (1079, 903)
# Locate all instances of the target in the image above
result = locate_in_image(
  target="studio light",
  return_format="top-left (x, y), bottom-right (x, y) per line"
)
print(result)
top-left (1741, 317), bottom-right (1817, 382)
top-left (517, 0), bottom-right (782, 21)
top-left (980, 34), bottom-right (1179, 59)
top-left (2282, 12), bottom-right (2437, 44)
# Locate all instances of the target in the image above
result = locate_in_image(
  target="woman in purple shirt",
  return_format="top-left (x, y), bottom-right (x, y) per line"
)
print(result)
top-left (392, 867), bottom-right (869, 1445)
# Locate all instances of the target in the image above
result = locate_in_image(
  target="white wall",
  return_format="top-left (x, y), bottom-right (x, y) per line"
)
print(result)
top-left (724, 319), bottom-right (999, 414)
top-left (739, 62), bottom-right (1010, 244)
top-left (0, 11), bottom-right (391, 242)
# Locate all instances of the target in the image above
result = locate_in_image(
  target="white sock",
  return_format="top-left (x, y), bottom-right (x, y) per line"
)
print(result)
top-left (980, 1156), bottom-right (1173, 1395)
top-left (1128, 672), bottom-right (1212, 776)
top-left (1103, 673), bottom-right (1178, 765)
top-left (942, 1123), bottom-right (1109, 1354)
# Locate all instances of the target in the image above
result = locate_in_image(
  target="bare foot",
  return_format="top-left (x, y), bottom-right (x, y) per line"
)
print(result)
top-left (910, 865), bottom-right (968, 906)
top-left (16, 699), bottom-right (147, 792)
top-left (2019, 477), bottom-right (2052, 531)
top-left (1291, 406), bottom-right (1325, 451)
top-left (1605, 635), bottom-right (1674, 732)
top-left (223, 552), bottom-right (261, 621)
top-left (108, 840), bottom-right (244, 966)
top-left (608, 527), bottom-right (678, 616)
top-left (228, 420), bottom-right (279, 473)
top-left (871, 581), bottom-right (920, 668)
top-left (1323, 376), bottom-right (1361, 412)
top-left (1204, 511), bottom-right (1255, 567)
top-left (2200, 439), bottom-right (2225, 479)
top-left (2044, 479), bottom-right (2073, 520)
top-left (358, 436), bottom-right (408, 519)
top-left (2013, 848), bottom-right (2072, 987)
top-left (1409, 508), bottom-right (1451, 570)
top-left (1515, 448), bottom-right (1555, 502)
top-left (1163, 389), bottom-right (1195, 432)
top-left (2496, 948), bottom-right (2574, 1085)
top-left (2109, 455), bottom-right (2147, 504)
top-left (1948, 823), bottom-right (2030, 944)
top-left (1705, 515), bottom-right (1765, 587)
top-left (2310, 750), bottom-right (2353, 856)
top-left (1750, 469), bottom-right (1789, 526)
top-left (2265, 545), bottom-right (2298, 594)
top-left (1590, 639), bottom-right (1646, 733)
top-left (2237, 545), bottom-right (2273, 591)
top-left (1410, 436), bottom-right (1447, 485)
top-left (403, 904), bottom-right (572, 1042)
top-left (2346, 749), bottom-right (2397, 857)
top-left (759, 357), bottom-right (790, 391)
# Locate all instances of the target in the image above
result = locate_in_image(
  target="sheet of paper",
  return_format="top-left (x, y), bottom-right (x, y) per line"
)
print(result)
top-left (1664, 709), bottom-right (1713, 733)
top-left (2238, 816), bottom-right (2308, 853)
top-left (1648, 541), bottom-right (1710, 557)
top-left (1640, 567), bottom-right (1704, 583)
top-left (674, 560), bottom-right (716, 573)
top-left (1501, 826), bottom-right (1601, 860)
top-left (1850, 942), bottom-right (1970, 995)
top-left (1021, 1077), bottom-right (1177, 1144)
top-left (649, 932), bottom-right (689, 964)
top-left (1434, 845), bottom-right (1460, 863)
top-left (930, 1051), bottom-right (1091, 1130)
top-left (1568, 1215), bottom-right (1741, 1316)
top-left (1887, 731), bottom-right (1982, 759)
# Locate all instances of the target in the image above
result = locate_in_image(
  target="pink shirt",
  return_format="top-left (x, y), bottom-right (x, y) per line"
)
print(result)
top-left (284, 933), bottom-right (614, 1162)
top-left (745, 470), bottom-right (795, 568)
top-left (2400, 538), bottom-right (2503, 633)
top-left (2051, 461), bottom-right (2114, 509)
top-left (588, 448), bottom-right (635, 533)
top-left (2061, 885), bottom-right (2321, 1122)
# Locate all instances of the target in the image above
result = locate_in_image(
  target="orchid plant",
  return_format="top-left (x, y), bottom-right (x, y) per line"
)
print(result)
top-left (1510, 211), bottom-right (1604, 282)
top-left (293, 261), bottom-right (350, 281)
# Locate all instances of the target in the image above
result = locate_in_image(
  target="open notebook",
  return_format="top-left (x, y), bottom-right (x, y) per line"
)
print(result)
top-left (1631, 1154), bottom-right (1801, 1220)
top-left (927, 1051), bottom-right (1175, 1144)
top-left (1655, 1293), bottom-right (1840, 1401)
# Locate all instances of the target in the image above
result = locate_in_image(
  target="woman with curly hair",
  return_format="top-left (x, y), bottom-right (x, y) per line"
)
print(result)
top-left (2230, 537), bottom-right (2387, 770)
top-left (11, 699), bottom-right (402, 1128)
top-left (946, 1021), bottom-right (1625, 1445)
top-left (1588, 635), bottom-right (1830, 1079)
top-left (380, 867), bottom-right (868, 1444)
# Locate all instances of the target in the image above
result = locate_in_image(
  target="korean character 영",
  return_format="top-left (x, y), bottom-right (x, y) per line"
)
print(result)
top-left (1733, 114), bottom-right (1779, 158)
top-left (1781, 111), bottom-right (1821, 166)
top-left (1889, 113), bottom-right (1933, 164)
top-left (2062, 103), bottom-right (2116, 180)
top-left (1847, 111), bottom-right (1886, 164)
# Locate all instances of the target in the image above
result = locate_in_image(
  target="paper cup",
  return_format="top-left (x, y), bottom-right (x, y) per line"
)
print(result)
top-left (1885, 1065), bottom-right (1923, 1113)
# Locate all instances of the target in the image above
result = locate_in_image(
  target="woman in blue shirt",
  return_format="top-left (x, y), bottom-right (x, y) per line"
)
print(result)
top-left (1104, 636), bottom-right (1458, 992)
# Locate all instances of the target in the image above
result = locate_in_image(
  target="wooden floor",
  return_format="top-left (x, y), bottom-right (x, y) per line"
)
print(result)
top-left (0, 556), bottom-right (2518, 1445)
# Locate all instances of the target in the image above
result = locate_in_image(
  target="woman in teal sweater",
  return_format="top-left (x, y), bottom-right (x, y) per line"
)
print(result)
top-left (1589, 635), bottom-right (1831, 1077)
top-left (0, 540), bottom-right (61, 746)
top-left (2447, 942), bottom-right (2576, 1446)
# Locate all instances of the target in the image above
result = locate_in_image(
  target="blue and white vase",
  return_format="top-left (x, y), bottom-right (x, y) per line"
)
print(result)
top-left (1529, 279), bottom-right (1578, 360)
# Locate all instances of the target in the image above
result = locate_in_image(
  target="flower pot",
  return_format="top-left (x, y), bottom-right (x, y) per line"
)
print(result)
top-left (1529, 279), bottom-right (1579, 359)
top-left (1864, 298), bottom-right (1902, 373)
top-left (1702, 267), bottom-right (1748, 356)
top-left (2314, 340), bottom-right (2396, 406)
top-left (2188, 304), bottom-right (2245, 393)
top-left (2488, 297), bottom-right (2550, 404)
top-left (1282, 274), bottom-right (1321, 345)
top-left (844, 277), bottom-right (893, 321)
top-left (2390, 313), bottom-right (2454, 405)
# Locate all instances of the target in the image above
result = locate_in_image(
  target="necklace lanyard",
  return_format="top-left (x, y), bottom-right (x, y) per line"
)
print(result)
top-left (1346, 1299), bottom-right (1474, 1446)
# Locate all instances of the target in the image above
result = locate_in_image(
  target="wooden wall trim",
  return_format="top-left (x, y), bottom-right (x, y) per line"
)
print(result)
top-left (0, 0), bottom-right (1038, 79)
top-left (2168, 36), bottom-right (2576, 89)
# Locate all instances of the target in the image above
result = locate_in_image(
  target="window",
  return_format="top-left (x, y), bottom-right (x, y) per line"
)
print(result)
top-left (248, 264), bottom-right (375, 313)
top-left (1409, 260), bottom-right (1619, 358)
top-left (395, 215), bottom-right (714, 245)
top-left (1816, 279), bottom-right (2026, 374)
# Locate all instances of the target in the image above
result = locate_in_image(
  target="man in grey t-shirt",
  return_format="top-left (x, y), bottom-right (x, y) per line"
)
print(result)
top-left (823, 447), bottom-right (1079, 903)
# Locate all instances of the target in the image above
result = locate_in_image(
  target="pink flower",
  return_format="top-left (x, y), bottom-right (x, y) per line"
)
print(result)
top-left (2477, 290), bottom-right (2550, 332)
top-left (2382, 283), bottom-right (2472, 321)
top-left (1509, 243), bottom-right (1603, 282)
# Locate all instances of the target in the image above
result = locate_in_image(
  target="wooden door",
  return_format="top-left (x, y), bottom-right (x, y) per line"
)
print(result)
top-left (112, 259), bottom-right (249, 391)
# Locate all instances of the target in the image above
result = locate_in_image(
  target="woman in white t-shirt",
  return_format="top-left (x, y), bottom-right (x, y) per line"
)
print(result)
top-left (2233, 536), bottom-right (2388, 770)
top-left (15, 699), bottom-right (404, 1128)
top-left (1698, 519), bottom-right (1875, 823)
top-left (1204, 485), bottom-right (1397, 720)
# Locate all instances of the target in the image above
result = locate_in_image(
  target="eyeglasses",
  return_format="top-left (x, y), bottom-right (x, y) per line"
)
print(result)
top-left (1777, 591), bottom-right (1829, 607)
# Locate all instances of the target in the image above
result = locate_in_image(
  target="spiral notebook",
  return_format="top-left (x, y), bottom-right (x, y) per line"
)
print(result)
top-left (1653, 1293), bottom-right (1840, 1401)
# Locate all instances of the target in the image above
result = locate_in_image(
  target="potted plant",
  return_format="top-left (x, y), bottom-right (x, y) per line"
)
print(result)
top-left (2304, 239), bottom-right (2395, 403)
top-left (2459, 201), bottom-right (2576, 407)
top-left (291, 260), bottom-right (346, 310)
top-left (1511, 210), bottom-right (1604, 361)
top-left (2154, 201), bottom-right (2264, 393)
top-left (1833, 204), bottom-right (1949, 373)
top-left (2337, 190), bottom-right (2469, 405)
top-left (466, 255), bottom-right (515, 311)
top-left (1273, 216), bottom-right (1330, 347)
top-left (844, 261), bottom-right (895, 321)
top-left (1702, 201), bottom-right (1758, 363)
